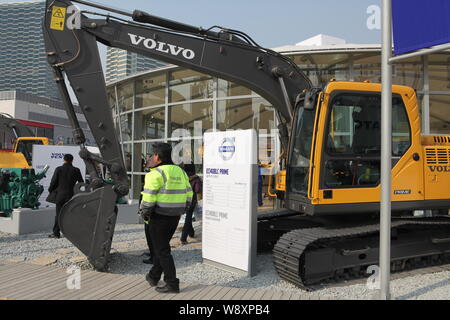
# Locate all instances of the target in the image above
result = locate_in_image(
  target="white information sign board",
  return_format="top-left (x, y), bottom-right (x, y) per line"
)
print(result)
top-left (202, 129), bottom-right (257, 276)
top-left (32, 145), bottom-right (86, 208)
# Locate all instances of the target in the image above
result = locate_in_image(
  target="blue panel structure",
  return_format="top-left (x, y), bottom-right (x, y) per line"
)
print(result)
top-left (392, 0), bottom-right (450, 55)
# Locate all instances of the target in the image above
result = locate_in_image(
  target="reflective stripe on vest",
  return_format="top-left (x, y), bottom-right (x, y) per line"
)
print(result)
top-left (141, 164), bottom-right (193, 216)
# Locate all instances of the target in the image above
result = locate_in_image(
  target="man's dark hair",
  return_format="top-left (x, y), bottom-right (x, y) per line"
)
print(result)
top-left (64, 154), bottom-right (74, 162)
top-left (152, 143), bottom-right (173, 164)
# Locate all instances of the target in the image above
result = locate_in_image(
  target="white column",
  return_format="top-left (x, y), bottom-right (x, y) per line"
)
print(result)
top-left (380, 0), bottom-right (392, 300)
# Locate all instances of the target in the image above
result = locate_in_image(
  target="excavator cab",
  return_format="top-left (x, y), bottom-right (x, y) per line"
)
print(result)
top-left (285, 81), bottom-right (427, 216)
top-left (13, 137), bottom-right (49, 167)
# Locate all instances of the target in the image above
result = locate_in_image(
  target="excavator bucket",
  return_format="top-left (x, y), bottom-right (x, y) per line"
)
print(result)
top-left (59, 184), bottom-right (118, 271)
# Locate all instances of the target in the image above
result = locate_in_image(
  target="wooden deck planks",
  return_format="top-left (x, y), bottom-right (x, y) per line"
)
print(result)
top-left (260, 289), bottom-right (275, 300)
top-left (119, 281), bottom-right (156, 300)
top-left (210, 286), bottom-right (234, 300)
top-left (158, 282), bottom-right (192, 300)
top-left (33, 271), bottom-right (102, 300)
top-left (0, 263), bottom-right (46, 282)
top-left (249, 289), bottom-right (267, 300)
top-left (230, 288), bottom-right (249, 300)
top-left (81, 274), bottom-right (136, 300)
top-left (11, 264), bottom-right (93, 300)
top-left (270, 290), bottom-right (283, 300)
top-left (110, 277), bottom-right (154, 300)
top-left (0, 265), bottom-right (68, 297)
top-left (9, 268), bottom-right (77, 300)
top-left (178, 284), bottom-right (214, 300)
top-left (170, 283), bottom-right (206, 300)
top-left (198, 286), bottom-right (224, 300)
top-left (221, 287), bottom-right (241, 300)
top-left (240, 288), bottom-right (259, 300)
top-left (44, 270), bottom-right (110, 300)
top-left (0, 262), bottom-right (310, 301)
top-left (100, 277), bottom-right (145, 300)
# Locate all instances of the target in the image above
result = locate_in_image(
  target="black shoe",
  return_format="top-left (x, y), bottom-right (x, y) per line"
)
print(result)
top-left (143, 258), bottom-right (154, 264)
top-left (145, 273), bottom-right (158, 287)
top-left (48, 234), bottom-right (60, 239)
top-left (155, 284), bottom-right (179, 294)
top-left (142, 251), bottom-right (151, 257)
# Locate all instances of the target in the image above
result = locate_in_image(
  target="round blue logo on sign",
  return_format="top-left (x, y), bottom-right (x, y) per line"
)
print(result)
top-left (218, 137), bottom-right (235, 161)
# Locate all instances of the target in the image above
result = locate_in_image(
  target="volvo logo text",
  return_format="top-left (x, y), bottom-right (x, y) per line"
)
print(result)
top-left (128, 33), bottom-right (195, 60)
top-left (428, 165), bottom-right (450, 172)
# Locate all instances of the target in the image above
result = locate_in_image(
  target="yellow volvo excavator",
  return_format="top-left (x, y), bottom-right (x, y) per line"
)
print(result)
top-left (42, 0), bottom-right (450, 288)
top-left (0, 113), bottom-right (49, 169)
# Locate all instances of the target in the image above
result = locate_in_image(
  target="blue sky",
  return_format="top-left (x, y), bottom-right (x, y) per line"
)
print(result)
top-left (2, 0), bottom-right (382, 46)
top-left (91, 0), bottom-right (383, 46)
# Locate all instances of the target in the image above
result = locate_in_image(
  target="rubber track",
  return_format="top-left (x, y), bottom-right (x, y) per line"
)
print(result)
top-left (273, 218), bottom-right (450, 290)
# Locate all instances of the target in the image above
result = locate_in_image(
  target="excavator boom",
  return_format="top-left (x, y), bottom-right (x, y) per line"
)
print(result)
top-left (42, 0), bottom-right (311, 270)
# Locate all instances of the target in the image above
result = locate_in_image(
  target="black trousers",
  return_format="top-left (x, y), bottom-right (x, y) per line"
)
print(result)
top-left (148, 213), bottom-right (181, 287)
top-left (180, 206), bottom-right (195, 242)
top-left (53, 201), bottom-right (65, 236)
top-left (144, 221), bottom-right (154, 259)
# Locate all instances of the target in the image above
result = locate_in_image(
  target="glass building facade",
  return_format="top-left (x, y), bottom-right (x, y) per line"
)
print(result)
top-left (286, 46), bottom-right (450, 134)
top-left (106, 45), bottom-right (450, 200)
top-left (0, 1), bottom-right (60, 100)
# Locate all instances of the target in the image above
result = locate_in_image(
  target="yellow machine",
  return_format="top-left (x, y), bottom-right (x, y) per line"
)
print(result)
top-left (0, 113), bottom-right (49, 169)
top-left (266, 81), bottom-right (450, 287)
top-left (273, 81), bottom-right (450, 214)
top-left (269, 81), bottom-right (450, 208)
top-left (0, 137), bottom-right (49, 169)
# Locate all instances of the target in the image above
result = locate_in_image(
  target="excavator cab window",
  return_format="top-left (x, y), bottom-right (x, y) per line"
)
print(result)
top-left (287, 105), bottom-right (317, 195)
top-left (322, 93), bottom-right (411, 188)
top-left (15, 139), bottom-right (44, 166)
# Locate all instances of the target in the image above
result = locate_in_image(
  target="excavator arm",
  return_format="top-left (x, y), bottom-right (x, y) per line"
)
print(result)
top-left (42, 0), bottom-right (311, 270)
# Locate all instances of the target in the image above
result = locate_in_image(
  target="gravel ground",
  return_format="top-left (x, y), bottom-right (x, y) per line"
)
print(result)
top-left (2, 222), bottom-right (450, 300)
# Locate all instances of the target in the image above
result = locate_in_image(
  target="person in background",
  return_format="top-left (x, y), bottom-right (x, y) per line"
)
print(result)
top-left (48, 154), bottom-right (83, 239)
top-left (258, 161), bottom-right (264, 207)
top-left (180, 164), bottom-right (202, 245)
top-left (141, 156), bottom-right (154, 264)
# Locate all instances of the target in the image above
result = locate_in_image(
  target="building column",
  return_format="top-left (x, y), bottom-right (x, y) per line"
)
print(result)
top-left (422, 55), bottom-right (430, 134)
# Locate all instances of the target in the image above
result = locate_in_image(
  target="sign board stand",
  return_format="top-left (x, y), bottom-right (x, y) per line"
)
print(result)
top-left (202, 129), bottom-right (257, 277)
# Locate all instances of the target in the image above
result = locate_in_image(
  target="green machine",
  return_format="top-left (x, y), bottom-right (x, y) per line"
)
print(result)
top-left (0, 165), bottom-right (49, 217)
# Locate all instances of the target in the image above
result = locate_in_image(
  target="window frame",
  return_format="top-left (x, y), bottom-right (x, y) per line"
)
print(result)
top-left (319, 90), bottom-right (412, 190)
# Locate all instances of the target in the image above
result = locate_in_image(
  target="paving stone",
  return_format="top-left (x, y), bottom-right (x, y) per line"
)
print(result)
top-left (69, 256), bottom-right (87, 264)
top-left (56, 248), bottom-right (74, 255)
top-left (6, 257), bottom-right (26, 263)
top-left (29, 255), bottom-right (59, 266)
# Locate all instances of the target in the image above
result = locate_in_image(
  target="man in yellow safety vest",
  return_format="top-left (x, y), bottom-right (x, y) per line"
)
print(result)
top-left (139, 142), bottom-right (192, 294)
